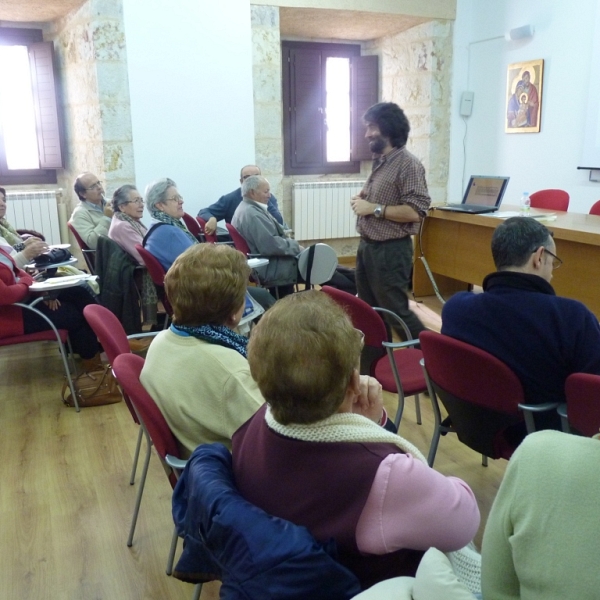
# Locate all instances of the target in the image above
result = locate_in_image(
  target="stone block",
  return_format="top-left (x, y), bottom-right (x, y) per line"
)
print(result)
top-left (251, 5), bottom-right (279, 29)
top-left (254, 102), bottom-right (283, 140)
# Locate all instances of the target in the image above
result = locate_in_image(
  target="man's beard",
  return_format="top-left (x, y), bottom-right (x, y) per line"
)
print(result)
top-left (369, 135), bottom-right (386, 154)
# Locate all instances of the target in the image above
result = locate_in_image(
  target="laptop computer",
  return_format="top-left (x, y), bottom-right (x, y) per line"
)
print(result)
top-left (437, 176), bottom-right (510, 214)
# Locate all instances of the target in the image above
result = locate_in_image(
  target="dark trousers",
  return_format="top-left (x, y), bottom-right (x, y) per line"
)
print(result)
top-left (356, 237), bottom-right (425, 340)
top-left (22, 286), bottom-right (99, 359)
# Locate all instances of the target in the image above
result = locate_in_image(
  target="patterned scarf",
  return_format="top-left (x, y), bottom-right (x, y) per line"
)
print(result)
top-left (149, 209), bottom-right (197, 244)
top-left (0, 217), bottom-right (23, 247)
top-left (114, 210), bottom-right (147, 238)
top-left (171, 323), bottom-right (248, 357)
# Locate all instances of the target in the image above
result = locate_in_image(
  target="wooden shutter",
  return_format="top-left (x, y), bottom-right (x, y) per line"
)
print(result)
top-left (28, 42), bottom-right (63, 169)
top-left (351, 55), bottom-right (379, 162)
top-left (289, 47), bottom-right (323, 169)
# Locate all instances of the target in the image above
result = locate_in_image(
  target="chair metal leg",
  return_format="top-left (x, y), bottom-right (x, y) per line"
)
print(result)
top-left (127, 428), bottom-right (152, 547)
top-left (414, 393), bottom-right (422, 425)
top-left (191, 583), bottom-right (203, 600)
top-left (481, 454), bottom-right (488, 467)
top-left (59, 337), bottom-right (79, 412)
top-left (166, 525), bottom-right (179, 576)
top-left (394, 395), bottom-right (404, 429)
top-left (129, 426), bottom-right (144, 485)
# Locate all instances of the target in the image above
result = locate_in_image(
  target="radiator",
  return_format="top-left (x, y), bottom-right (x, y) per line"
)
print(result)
top-left (293, 180), bottom-right (365, 240)
top-left (5, 189), bottom-right (62, 245)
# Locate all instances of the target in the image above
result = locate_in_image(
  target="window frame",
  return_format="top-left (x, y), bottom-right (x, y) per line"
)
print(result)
top-left (282, 41), bottom-right (378, 176)
top-left (0, 27), bottom-right (63, 185)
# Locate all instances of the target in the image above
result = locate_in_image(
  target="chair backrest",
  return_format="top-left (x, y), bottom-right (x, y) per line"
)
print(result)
top-left (589, 200), bottom-right (600, 216)
top-left (182, 212), bottom-right (202, 239)
top-left (197, 216), bottom-right (218, 244)
top-left (83, 304), bottom-right (130, 364)
top-left (225, 223), bottom-right (251, 255)
top-left (419, 330), bottom-right (526, 459)
top-left (112, 353), bottom-right (182, 487)
top-left (321, 286), bottom-right (387, 375)
top-left (297, 244), bottom-right (338, 285)
top-left (135, 243), bottom-right (173, 316)
top-left (68, 221), bottom-right (96, 273)
top-left (564, 373), bottom-right (600, 437)
top-left (529, 189), bottom-right (570, 211)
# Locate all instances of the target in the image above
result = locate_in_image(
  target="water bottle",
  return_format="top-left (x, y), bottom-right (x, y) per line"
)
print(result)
top-left (520, 192), bottom-right (530, 214)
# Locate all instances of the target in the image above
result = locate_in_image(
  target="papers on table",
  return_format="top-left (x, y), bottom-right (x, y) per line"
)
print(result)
top-left (480, 211), bottom-right (557, 221)
top-left (247, 257), bottom-right (269, 269)
top-left (30, 274), bottom-right (97, 292)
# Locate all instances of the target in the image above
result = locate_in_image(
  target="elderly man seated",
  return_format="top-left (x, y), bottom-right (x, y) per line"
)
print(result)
top-left (233, 175), bottom-right (356, 296)
top-left (69, 172), bottom-right (113, 250)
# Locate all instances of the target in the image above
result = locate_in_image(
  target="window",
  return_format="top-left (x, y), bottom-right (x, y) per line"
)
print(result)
top-left (0, 28), bottom-right (63, 185)
top-left (282, 41), bottom-right (378, 176)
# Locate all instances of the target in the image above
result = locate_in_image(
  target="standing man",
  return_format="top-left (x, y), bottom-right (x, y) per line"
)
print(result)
top-left (351, 102), bottom-right (431, 339)
top-left (198, 165), bottom-right (283, 236)
top-left (69, 172), bottom-right (112, 250)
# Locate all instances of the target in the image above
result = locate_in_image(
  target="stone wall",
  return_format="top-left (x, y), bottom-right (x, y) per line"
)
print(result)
top-left (48, 0), bottom-right (134, 213)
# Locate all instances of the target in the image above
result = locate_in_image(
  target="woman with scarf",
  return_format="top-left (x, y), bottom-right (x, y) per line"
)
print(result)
top-left (232, 291), bottom-right (480, 590)
top-left (108, 185), bottom-right (158, 326)
top-left (140, 243), bottom-right (264, 458)
top-left (0, 187), bottom-right (49, 267)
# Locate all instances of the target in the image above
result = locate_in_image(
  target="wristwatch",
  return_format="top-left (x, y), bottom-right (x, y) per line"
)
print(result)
top-left (373, 204), bottom-right (383, 218)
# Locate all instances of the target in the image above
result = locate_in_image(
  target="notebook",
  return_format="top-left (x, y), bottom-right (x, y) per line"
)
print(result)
top-left (437, 176), bottom-right (510, 214)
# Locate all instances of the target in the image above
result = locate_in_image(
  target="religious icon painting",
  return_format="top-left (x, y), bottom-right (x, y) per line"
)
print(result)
top-left (505, 59), bottom-right (544, 133)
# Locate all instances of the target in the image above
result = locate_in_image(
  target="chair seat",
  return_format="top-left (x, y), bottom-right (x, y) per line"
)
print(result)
top-left (0, 329), bottom-right (69, 347)
top-left (374, 348), bottom-right (427, 396)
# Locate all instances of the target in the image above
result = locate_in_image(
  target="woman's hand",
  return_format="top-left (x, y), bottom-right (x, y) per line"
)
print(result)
top-left (352, 375), bottom-right (384, 423)
top-left (44, 298), bottom-right (61, 311)
top-left (22, 237), bottom-right (49, 260)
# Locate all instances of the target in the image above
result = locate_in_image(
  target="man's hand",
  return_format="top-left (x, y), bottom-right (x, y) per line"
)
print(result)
top-left (204, 217), bottom-right (218, 235)
top-left (352, 375), bottom-right (384, 423)
top-left (351, 195), bottom-right (375, 217)
top-left (103, 203), bottom-right (114, 218)
top-left (22, 238), bottom-right (49, 260)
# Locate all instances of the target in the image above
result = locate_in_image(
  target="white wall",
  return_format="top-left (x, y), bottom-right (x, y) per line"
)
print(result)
top-left (449, 0), bottom-right (600, 212)
top-left (122, 0), bottom-right (256, 218)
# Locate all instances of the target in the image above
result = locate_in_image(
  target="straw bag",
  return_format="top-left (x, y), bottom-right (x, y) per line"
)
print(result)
top-left (62, 365), bottom-right (122, 408)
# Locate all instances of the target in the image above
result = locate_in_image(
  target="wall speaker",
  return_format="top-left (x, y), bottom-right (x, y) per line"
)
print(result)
top-left (506, 24), bottom-right (535, 40)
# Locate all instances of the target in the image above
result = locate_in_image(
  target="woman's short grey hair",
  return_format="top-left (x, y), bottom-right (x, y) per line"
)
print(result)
top-left (145, 178), bottom-right (177, 212)
top-left (111, 184), bottom-right (138, 212)
top-left (242, 175), bottom-right (267, 198)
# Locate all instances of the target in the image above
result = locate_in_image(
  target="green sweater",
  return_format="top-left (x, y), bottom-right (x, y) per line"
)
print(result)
top-left (482, 430), bottom-right (600, 599)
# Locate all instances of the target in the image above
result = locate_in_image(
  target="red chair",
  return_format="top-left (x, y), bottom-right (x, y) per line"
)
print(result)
top-left (196, 216), bottom-right (217, 244)
top-left (529, 189), bottom-right (570, 211)
top-left (67, 222), bottom-right (96, 274)
top-left (322, 286), bottom-right (426, 428)
top-left (1, 300), bottom-right (79, 410)
top-left (135, 244), bottom-right (173, 323)
top-left (225, 222), bottom-right (251, 255)
top-left (182, 212), bottom-right (203, 240)
top-left (83, 305), bottom-right (156, 500)
top-left (561, 373), bottom-right (600, 437)
top-left (419, 331), bottom-right (559, 466)
top-left (589, 200), bottom-right (600, 216)
top-left (112, 353), bottom-right (187, 569)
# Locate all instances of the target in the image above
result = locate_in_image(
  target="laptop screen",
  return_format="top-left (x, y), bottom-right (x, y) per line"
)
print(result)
top-left (463, 176), bottom-right (510, 207)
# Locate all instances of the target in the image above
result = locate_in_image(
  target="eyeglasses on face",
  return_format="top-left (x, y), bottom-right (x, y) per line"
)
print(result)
top-left (165, 194), bottom-right (183, 203)
top-left (126, 197), bottom-right (144, 205)
top-left (85, 181), bottom-right (103, 191)
top-left (543, 247), bottom-right (563, 269)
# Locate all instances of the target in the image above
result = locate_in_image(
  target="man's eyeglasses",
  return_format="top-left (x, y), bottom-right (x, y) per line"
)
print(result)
top-left (166, 194), bottom-right (183, 203)
top-left (126, 197), bottom-right (144, 205)
top-left (85, 181), bottom-right (103, 191)
top-left (543, 247), bottom-right (563, 269)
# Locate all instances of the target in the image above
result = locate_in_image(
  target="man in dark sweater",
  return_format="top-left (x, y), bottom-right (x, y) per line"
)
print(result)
top-left (442, 217), bottom-right (600, 430)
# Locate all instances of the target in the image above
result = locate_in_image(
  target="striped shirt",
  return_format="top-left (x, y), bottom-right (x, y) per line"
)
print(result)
top-left (356, 145), bottom-right (431, 242)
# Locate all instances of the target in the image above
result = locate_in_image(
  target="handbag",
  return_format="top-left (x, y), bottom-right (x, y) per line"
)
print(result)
top-left (35, 248), bottom-right (72, 267)
top-left (62, 365), bottom-right (123, 408)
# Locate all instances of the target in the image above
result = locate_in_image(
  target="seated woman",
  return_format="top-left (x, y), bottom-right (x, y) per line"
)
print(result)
top-left (140, 243), bottom-right (264, 458)
top-left (0, 247), bottom-right (100, 370)
top-left (142, 177), bottom-right (275, 309)
top-left (232, 291), bottom-right (480, 590)
top-left (108, 184), bottom-right (147, 265)
top-left (0, 186), bottom-right (49, 268)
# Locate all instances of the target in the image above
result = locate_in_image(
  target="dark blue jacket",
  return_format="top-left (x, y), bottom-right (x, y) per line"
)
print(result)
top-left (198, 188), bottom-right (283, 225)
top-left (172, 443), bottom-right (361, 600)
top-left (442, 271), bottom-right (600, 410)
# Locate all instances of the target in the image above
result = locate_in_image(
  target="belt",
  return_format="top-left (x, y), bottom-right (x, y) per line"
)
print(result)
top-left (360, 235), bottom-right (409, 245)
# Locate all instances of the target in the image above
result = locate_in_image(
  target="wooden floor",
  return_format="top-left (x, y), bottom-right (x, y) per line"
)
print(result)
top-left (1, 295), bottom-right (506, 599)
